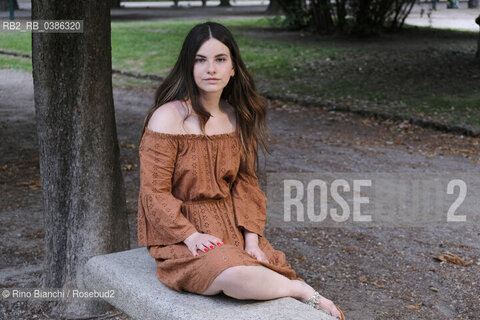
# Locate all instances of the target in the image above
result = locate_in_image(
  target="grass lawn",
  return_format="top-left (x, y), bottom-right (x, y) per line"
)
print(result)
top-left (0, 17), bottom-right (478, 133)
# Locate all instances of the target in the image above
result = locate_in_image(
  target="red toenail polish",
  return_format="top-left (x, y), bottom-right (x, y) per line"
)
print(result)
top-left (204, 248), bottom-right (208, 252)
top-left (217, 242), bottom-right (221, 245)
top-left (210, 245), bottom-right (214, 248)
top-left (195, 254), bottom-right (198, 256)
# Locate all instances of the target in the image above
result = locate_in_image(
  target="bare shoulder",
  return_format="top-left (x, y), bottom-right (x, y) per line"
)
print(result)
top-left (147, 101), bottom-right (186, 134)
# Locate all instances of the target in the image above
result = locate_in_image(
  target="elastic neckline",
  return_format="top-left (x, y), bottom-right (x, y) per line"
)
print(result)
top-left (144, 127), bottom-right (239, 140)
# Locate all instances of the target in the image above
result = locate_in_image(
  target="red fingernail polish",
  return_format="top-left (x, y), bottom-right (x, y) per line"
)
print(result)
top-left (204, 248), bottom-right (208, 252)
top-left (210, 245), bottom-right (214, 248)
top-left (217, 242), bottom-right (221, 245)
top-left (195, 254), bottom-right (198, 256)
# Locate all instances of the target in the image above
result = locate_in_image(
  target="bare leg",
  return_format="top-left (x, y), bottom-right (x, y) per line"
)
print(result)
top-left (201, 266), bottom-right (341, 318)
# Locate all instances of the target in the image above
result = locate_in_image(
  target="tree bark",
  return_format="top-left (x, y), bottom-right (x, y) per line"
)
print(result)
top-left (0, 0), bottom-right (19, 11)
top-left (476, 15), bottom-right (480, 58)
top-left (218, 0), bottom-right (231, 6)
top-left (111, 0), bottom-right (121, 8)
top-left (31, 0), bottom-right (130, 318)
top-left (335, 0), bottom-right (347, 31)
top-left (266, 0), bottom-right (282, 13)
top-left (311, 0), bottom-right (335, 34)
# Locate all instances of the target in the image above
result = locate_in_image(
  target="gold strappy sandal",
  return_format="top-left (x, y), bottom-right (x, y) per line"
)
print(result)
top-left (304, 290), bottom-right (346, 320)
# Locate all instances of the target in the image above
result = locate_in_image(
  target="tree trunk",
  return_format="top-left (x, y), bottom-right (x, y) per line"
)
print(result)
top-left (0, 0), bottom-right (19, 11)
top-left (476, 15), bottom-right (480, 58)
top-left (468, 0), bottom-right (478, 8)
top-left (335, 0), bottom-right (347, 31)
top-left (218, 0), bottom-right (231, 6)
top-left (202, 0), bottom-right (207, 7)
top-left (31, 0), bottom-right (130, 318)
top-left (277, 0), bottom-right (310, 29)
top-left (311, 0), bottom-right (335, 34)
top-left (266, 0), bottom-right (283, 13)
top-left (111, 0), bottom-right (121, 8)
top-left (354, 0), bottom-right (372, 34)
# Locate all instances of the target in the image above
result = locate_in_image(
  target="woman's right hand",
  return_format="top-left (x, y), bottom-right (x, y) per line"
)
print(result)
top-left (183, 232), bottom-right (224, 256)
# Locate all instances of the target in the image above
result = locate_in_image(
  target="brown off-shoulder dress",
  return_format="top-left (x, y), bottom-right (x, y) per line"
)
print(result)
top-left (137, 127), bottom-right (304, 294)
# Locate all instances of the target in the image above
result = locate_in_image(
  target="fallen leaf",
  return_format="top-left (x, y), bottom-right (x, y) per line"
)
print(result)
top-left (433, 252), bottom-right (473, 266)
top-left (439, 242), bottom-right (469, 249)
top-left (293, 255), bottom-right (307, 262)
top-left (428, 285), bottom-right (439, 292)
top-left (123, 163), bottom-right (138, 171)
top-left (358, 275), bottom-right (367, 283)
top-left (120, 141), bottom-right (136, 149)
top-left (16, 180), bottom-right (41, 190)
top-left (406, 303), bottom-right (420, 310)
top-left (341, 247), bottom-right (355, 253)
top-left (372, 281), bottom-right (384, 288)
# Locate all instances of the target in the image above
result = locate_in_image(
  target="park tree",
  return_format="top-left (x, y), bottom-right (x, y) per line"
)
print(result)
top-left (0, 0), bottom-right (19, 11)
top-left (476, 15), bottom-right (480, 58)
top-left (111, 0), bottom-right (121, 8)
top-left (266, 0), bottom-right (282, 14)
top-left (277, 0), bottom-right (416, 35)
top-left (31, 0), bottom-right (130, 317)
top-left (219, 0), bottom-right (231, 6)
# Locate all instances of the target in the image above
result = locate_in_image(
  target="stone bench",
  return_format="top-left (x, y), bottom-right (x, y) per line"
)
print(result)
top-left (84, 247), bottom-right (337, 320)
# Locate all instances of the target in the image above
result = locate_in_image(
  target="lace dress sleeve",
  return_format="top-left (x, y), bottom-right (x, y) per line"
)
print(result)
top-left (137, 133), bottom-right (197, 246)
top-left (231, 145), bottom-right (267, 238)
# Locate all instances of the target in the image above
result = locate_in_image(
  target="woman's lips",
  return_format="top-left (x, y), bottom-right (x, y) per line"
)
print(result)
top-left (205, 79), bottom-right (219, 83)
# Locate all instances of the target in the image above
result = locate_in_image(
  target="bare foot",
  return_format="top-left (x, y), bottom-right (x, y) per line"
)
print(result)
top-left (312, 295), bottom-right (342, 319)
top-left (292, 280), bottom-right (342, 319)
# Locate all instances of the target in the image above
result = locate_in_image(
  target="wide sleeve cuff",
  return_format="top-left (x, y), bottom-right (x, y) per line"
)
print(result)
top-left (231, 146), bottom-right (267, 238)
top-left (137, 132), bottom-right (197, 246)
top-left (138, 192), bottom-right (197, 246)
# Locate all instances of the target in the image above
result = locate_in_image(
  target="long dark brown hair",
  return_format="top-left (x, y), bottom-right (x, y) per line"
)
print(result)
top-left (141, 21), bottom-right (274, 172)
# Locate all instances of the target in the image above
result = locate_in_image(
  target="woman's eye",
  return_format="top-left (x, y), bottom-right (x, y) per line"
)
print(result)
top-left (195, 58), bottom-right (226, 63)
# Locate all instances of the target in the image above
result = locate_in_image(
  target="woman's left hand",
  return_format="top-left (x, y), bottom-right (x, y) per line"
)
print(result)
top-left (245, 245), bottom-right (269, 263)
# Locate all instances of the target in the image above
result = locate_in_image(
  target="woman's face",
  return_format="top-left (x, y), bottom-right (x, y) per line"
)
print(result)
top-left (193, 38), bottom-right (235, 95)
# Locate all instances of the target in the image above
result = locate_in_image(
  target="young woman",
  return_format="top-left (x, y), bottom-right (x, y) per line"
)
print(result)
top-left (137, 21), bottom-right (345, 320)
